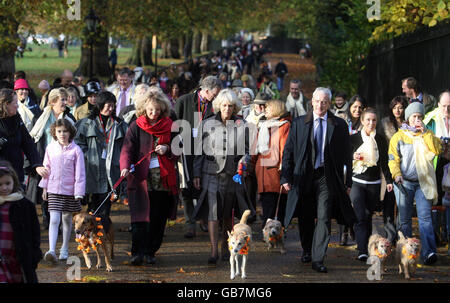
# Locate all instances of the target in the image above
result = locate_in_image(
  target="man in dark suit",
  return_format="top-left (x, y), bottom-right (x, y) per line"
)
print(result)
top-left (281, 87), bottom-right (356, 273)
top-left (175, 75), bottom-right (222, 238)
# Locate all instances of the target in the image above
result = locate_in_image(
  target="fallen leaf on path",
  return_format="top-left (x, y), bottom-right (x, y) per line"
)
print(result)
top-left (177, 267), bottom-right (185, 273)
top-left (282, 274), bottom-right (295, 278)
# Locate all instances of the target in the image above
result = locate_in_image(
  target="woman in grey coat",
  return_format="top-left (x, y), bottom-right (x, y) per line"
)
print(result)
top-left (75, 91), bottom-right (128, 232)
top-left (192, 88), bottom-right (255, 264)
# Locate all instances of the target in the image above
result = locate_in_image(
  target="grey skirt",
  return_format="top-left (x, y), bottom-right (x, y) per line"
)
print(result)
top-left (194, 172), bottom-right (252, 221)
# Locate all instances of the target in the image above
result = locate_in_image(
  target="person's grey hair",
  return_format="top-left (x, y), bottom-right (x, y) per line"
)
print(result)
top-left (200, 75), bottom-right (221, 91)
top-left (290, 79), bottom-right (302, 87)
top-left (212, 88), bottom-right (241, 114)
top-left (312, 87), bottom-right (332, 101)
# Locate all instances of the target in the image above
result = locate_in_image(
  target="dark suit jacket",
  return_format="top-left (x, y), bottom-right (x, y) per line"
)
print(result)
top-left (280, 110), bottom-right (357, 227)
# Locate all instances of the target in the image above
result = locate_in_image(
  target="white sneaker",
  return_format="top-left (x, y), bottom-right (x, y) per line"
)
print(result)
top-left (59, 250), bottom-right (69, 260)
top-left (44, 251), bottom-right (57, 264)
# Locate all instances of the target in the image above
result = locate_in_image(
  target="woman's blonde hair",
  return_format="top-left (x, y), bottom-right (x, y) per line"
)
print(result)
top-left (212, 88), bottom-right (241, 115)
top-left (265, 99), bottom-right (286, 118)
top-left (135, 89), bottom-right (171, 118)
top-left (48, 87), bottom-right (68, 107)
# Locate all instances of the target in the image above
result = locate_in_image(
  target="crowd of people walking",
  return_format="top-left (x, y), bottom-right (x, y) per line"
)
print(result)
top-left (0, 40), bottom-right (448, 282)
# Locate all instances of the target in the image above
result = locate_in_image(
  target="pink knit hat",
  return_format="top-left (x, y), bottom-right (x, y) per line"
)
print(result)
top-left (14, 78), bottom-right (30, 90)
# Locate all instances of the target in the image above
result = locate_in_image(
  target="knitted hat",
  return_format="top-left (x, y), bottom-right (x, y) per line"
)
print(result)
top-left (240, 88), bottom-right (255, 101)
top-left (14, 78), bottom-right (29, 90)
top-left (405, 102), bottom-right (424, 121)
top-left (38, 80), bottom-right (50, 90)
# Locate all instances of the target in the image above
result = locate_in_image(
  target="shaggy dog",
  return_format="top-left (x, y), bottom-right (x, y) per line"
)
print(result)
top-left (368, 233), bottom-right (392, 274)
top-left (262, 218), bottom-right (286, 254)
top-left (396, 230), bottom-right (421, 279)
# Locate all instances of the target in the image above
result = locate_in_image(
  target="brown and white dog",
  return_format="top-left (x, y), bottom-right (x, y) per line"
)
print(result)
top-left (396, 230), bottom-right (421, 279)
top-left (368, 233), bottom-right (392, 273)
top-left (227, 210), bottom-right (252, 280)
top-left (262, 218), bottom-right (286, 254)
top-left (73, 212), bottom-right (114, 272)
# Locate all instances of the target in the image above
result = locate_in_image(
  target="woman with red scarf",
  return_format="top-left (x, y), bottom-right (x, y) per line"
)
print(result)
top-left (120, 90), bottom-right (178, 266)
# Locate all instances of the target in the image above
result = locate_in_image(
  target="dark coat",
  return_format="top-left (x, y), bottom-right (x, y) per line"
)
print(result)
top-left (280, 110), bottom-right (357, 227)
top-left (75, 114), bottom-right (127, 194)
top-left (8, 197), bottom-right (43, 283)
top-left (175, 90), bottom-right (214, 198)
top-left (119, 120), bottom-right (176, 223)
top-left (0, 115), bottom-right (41, 183)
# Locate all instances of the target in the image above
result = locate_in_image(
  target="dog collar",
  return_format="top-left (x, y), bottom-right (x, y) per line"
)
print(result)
top-left (402, 247), bottom-right (418, 260)
top-left (228, 237), bottom-right (250, 255)
top-left (269, 228), bottom-right (284, 243)
top-left (374, 248), bottom-right (389, 259)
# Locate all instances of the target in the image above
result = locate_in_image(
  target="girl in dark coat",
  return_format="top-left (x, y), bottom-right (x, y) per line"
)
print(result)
top-left (0, 161), bottom-right (42, 283)
top-left (120, 90), bottom-right (177, 265)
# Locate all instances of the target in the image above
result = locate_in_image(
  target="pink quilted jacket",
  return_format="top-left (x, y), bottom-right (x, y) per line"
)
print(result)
top-left (39, 140), bottom-right (86, 197)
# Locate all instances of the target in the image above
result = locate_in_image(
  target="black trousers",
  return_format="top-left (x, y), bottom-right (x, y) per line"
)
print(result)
top-left (87, 192), bottom-right (112, 233)
top-left (131, 190), bottom-right (170, 257)
top-left (259, 192), bottom-right (287, 227)
top-left (146, 190), bottom-right (171, 256)
top-left (382, 189), bottom-right (397, 244)
top-left (297, 168), bottom-right (332, 263)
top-left (350, 182), bottom-right (380, 255)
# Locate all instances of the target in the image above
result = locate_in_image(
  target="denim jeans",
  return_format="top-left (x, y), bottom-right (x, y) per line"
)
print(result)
top-left (276, 77), bottom-right (284, 91)
top-left (397, 180), bottom-right (436, 260)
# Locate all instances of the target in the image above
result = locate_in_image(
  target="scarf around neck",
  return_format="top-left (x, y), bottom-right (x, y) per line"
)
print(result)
top-left (286, 93), bottom-right (306, 117)
top-left (136, 115), bottom-right (177, 194)
top-left (256, 118), bottom-right (289, 154)
top-left (353, 130), bottom-right (379, 175)
top-left (0, 192), bottom-right (23, 205)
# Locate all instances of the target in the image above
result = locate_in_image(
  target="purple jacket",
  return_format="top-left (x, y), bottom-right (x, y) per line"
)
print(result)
top-left (39, 140), bottom-right (86, 197)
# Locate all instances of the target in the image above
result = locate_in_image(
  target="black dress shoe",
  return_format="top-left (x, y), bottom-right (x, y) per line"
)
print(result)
top-left (208, 255), bottom-right (218, 265)
top-left (130, 254), bottom-right (143, 266)
top-left (301, 253), bottom-right (312, 263)
top-left (184, 231), bottom-right (196, 238)
top-left (312, 262), bottom-right (328, 273)
top-left (144, 255), bottom-right (156, 264)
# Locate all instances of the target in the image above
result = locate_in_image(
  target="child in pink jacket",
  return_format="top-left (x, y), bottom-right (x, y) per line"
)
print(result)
top-left (39, 119), bottom-right (85, 263)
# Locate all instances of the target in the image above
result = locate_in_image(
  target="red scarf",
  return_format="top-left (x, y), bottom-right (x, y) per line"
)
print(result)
top-left (136, 115), bottom-right (177, 194)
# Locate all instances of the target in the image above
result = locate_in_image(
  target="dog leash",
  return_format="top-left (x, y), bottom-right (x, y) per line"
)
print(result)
top-left (92, 148), bottom-right (155, 216)
top-left (274, 186), bottom-right (283, 221)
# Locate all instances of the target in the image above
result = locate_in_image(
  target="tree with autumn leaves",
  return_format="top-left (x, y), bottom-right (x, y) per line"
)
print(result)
top-left (0, 0), bottom-right (449, 89)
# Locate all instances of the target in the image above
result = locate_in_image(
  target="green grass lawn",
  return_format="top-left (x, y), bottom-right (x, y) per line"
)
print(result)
top-left (15, 44), bottom-right (193, 90)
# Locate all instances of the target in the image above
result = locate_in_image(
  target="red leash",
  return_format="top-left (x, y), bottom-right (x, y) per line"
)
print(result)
top-left (93, 148), bottom-right (155, 216)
